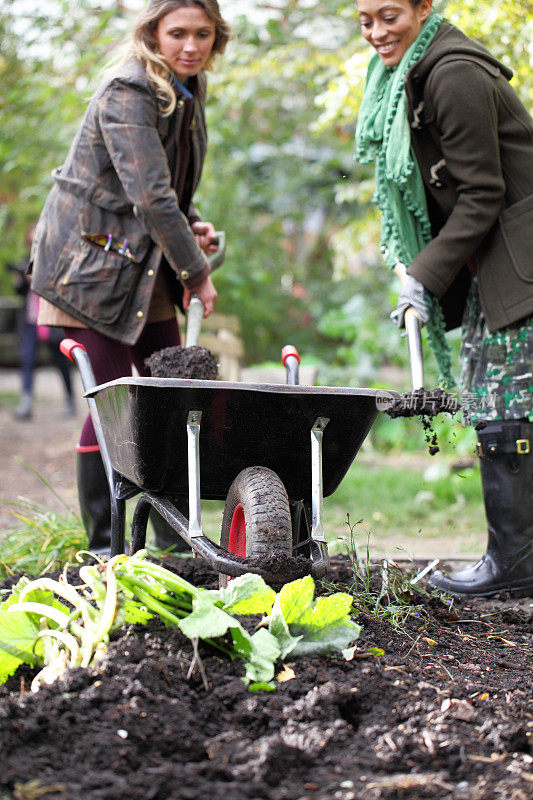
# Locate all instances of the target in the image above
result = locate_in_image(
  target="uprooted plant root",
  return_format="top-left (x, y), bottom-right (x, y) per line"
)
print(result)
top-left (145, 345), bottom-right (219, 380)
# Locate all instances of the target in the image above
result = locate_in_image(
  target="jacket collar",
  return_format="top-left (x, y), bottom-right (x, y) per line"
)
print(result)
top-left (407, 22), bottom-right (513, 85)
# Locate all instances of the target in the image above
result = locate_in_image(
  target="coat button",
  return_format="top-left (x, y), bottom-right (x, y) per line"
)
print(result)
top-left (137, 311), bottom-right (144, 319)
top-left (181, 269), bottom-right (190, 280)
top-left (177, 99), bottom-right (184, 109)
top-left (147, 269), bottom-right (154, 276)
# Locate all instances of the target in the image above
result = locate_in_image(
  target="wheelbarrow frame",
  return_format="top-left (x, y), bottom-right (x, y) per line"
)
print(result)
top-left (62, 339), bottom-right (388, 584)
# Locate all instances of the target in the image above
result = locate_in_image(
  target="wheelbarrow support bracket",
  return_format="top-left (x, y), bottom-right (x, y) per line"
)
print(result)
top-left (311, 416), bottom-right (329, 544)
top-left (187, 410), bottom-right (203, 539)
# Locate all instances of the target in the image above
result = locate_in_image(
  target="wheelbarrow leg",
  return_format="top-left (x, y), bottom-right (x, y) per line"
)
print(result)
top-left (129, 409), bottom-right (204, 556)
top-left (130, 497), bottom-right (152, 554)
top-left (110, 489), bottom-right (126, 557)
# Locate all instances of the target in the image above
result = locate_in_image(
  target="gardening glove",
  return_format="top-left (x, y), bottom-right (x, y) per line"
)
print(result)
top-left (391, 275), bottom-right (431, 328)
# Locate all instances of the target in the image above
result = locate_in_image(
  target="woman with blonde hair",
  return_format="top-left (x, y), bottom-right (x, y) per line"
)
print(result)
top-left (30, 0), bottom-right (230, 554)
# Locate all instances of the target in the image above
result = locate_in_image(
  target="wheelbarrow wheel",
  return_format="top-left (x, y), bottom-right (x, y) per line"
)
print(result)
top-left (219, 466), bottom-right (293, 588)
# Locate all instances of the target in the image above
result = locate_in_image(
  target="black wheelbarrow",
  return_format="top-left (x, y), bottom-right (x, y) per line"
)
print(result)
top-left (62, 340), bottom-right (390, 585)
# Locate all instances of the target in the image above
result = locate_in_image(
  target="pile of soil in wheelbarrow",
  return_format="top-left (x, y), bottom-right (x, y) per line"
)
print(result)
top-left (1, 554), bottom-right (532, 800)
top-left (145, 345), bottom-right (218, 380)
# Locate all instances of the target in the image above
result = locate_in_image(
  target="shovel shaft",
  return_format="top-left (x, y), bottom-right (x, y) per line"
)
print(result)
top-left (183, 230), bottom-right (226, 348)
top-left (394, 263), bottom-right (425, 391)
top-left (185, 294), bottom-right (205, 347)
top-left (405, 309), bottom-right (424, 390)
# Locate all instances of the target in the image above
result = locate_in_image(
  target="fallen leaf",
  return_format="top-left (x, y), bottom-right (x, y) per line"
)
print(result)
top-left (276, 665), bottom-right (295, 683)
top-left (342, 645), bottom-right (357, 661)
top-left (442, 699), bottom-right (476, 722)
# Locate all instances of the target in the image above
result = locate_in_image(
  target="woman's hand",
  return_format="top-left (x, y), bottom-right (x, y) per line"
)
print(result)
top-left (182, 274), bottom-right (218, 317)
top-left (191, 221), bottom-right (218, 255)
top-left (390, 275), bottom-right (431, 328)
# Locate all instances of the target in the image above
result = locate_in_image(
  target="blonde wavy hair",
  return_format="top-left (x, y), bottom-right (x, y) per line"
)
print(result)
top-left (122, 0), bottom-right (230, 116)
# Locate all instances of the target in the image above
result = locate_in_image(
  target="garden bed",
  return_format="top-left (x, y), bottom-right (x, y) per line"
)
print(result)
top-left (1, 555), bottom-right (531, 800)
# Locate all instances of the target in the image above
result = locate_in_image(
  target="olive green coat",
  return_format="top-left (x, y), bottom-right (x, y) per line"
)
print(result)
top-left (405, 23), bottom-right (533, 332)
top-left (31, 58), bottom-right (209, 345)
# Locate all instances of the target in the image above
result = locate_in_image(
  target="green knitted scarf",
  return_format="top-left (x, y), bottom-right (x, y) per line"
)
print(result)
top-left (355, 11), bottom-right (456, 390)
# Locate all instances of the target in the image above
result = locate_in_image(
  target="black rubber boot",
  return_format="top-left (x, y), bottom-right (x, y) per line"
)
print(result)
top-left (150, 500), bottom-right (191, 553)
top-left (77, 449), bottom-right (111, 557)
top-left (429, 420), bottom-right (533, 598)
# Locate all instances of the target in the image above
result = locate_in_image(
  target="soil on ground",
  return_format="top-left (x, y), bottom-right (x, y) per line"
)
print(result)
top-left (1, 554), bottom-right (532, 800)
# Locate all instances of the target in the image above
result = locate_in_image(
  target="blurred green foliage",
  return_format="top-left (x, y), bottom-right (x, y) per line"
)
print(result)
top-left (0, 0), bottom-right (529, 419)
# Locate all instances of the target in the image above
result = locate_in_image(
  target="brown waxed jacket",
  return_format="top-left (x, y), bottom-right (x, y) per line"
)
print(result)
top-left (30, 57), bottom-right (210, 345)
top-left (405, 23), bottom-right (533, 332)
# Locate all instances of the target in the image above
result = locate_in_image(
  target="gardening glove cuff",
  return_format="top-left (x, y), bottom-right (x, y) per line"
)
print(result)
top-left (391, 275), bottom-right (431, 328)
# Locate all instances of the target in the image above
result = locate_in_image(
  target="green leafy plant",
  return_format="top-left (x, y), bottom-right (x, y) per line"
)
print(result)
top-left (0, 551), bottom-right (360, 692)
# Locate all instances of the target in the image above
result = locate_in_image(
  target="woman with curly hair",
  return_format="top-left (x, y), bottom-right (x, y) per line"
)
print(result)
top-left (355, 0), bottom-right (533, 597)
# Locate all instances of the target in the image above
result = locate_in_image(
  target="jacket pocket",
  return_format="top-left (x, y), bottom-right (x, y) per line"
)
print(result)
top-left (499, 194), bottom-right (533, 283)
top-left (53, 228), bottom-right (142, 325)
top-left (476, 194), bottom-right (533, 327)
top-left (80, 202), bottom-right (152, 264)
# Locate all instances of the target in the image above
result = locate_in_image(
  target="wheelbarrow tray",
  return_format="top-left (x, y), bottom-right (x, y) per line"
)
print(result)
top-left (87, 377), bottom-right (382, 501)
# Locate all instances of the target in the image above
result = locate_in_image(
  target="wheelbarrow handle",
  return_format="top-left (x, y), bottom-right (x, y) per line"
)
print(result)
top-left (281, 344), bottom-right (300, 386)
top-left (60, 338), bottom-right (98, 392)
top-left (60, 337), bottom-right (127, 555)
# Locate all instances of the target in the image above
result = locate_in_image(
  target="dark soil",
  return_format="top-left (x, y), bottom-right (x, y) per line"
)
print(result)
top-left (232, 551), bottom-right (313, 586)
top-left (145, 345), bottom-right (219, 380)
top-left (1, 555), bottom-right (532, 800)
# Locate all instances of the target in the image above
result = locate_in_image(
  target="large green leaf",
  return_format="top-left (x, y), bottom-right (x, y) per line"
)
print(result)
top-left (271, 576), bottom-right (361, 657)
top-left (219, 574), bottom-right (276, 616)
top-left (267, 596), bottom-right (302, 660)
top-left (178, 596), bottom-right (243, 640)
top-left (243, 628), bottom-right (282, 684)
top-left (0, 608), bottom-right (39, 683)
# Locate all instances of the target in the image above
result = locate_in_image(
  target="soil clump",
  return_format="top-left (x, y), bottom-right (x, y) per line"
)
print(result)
top-left (247, 552), bottom-right (312, 584)
top-left (384, 388), bottom-right (460, 419)
top-left (384, 388), bottom-right (460, 457)
top-left (145, 345), bottom-right (218, 380)
top-left (1, 554), bottom-right (531, 800)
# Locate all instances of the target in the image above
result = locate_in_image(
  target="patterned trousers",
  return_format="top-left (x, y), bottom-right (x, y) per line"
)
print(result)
top-left (460, 278), bottom-right (533, 426)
